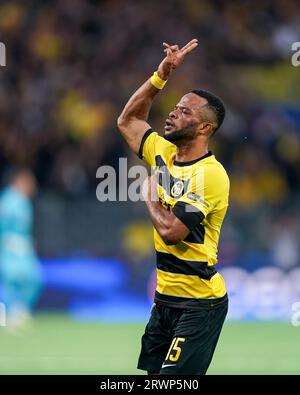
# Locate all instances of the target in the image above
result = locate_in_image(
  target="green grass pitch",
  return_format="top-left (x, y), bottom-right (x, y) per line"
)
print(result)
top-left (0, 314), bottom-right (299, 374)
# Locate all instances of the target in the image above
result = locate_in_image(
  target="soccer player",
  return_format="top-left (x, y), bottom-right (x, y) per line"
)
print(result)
top-left (117, 39), bottom-right (230, 375)
top-left (0, 168), bottom-right (42, 328)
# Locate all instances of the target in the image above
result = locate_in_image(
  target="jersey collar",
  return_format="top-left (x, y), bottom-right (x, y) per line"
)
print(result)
top-left (173, 151), bottom-right (213, 167)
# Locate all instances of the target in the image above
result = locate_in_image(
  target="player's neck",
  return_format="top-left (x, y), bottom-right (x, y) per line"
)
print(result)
top-left (175, 140), bottom-right (209, 163)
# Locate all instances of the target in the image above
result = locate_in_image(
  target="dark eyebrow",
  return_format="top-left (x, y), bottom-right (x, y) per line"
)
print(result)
top-left (175, 105), bottom-right (192, 112)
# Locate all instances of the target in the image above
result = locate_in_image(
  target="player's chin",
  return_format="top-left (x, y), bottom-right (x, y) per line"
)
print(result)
top-left (163, 126), bottom-right (176, 137)
top-left (163, 131), bottom-right (181, 143)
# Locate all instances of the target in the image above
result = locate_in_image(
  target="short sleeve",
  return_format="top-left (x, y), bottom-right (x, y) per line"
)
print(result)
top-left (138, 128), bottom-right (175, 167)
top-left (172, 165), bottom-right (229, 231)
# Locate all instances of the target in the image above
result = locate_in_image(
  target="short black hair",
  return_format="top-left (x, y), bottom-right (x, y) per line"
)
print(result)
top-left (191, 89), bottom-right (225, 131)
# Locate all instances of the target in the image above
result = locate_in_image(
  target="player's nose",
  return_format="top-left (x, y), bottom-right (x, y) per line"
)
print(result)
top-left (169, 109), bottom-right (178, 119)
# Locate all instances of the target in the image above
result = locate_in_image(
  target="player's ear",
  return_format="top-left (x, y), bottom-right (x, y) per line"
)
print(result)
top-left (199, 121), bottom-right (213, 136)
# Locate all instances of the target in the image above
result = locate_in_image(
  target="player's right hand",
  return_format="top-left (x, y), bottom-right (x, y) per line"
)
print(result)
top-left (157, 38), bottom-right (198, 80)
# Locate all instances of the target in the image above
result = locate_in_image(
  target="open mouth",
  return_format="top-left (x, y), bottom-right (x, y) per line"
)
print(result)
top-left (164, 119), bottom-right (175, 132)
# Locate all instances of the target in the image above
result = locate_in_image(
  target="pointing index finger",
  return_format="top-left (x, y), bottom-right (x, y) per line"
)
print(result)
top-left (180, 38), bottom-right (198, 52)
top-left (181, 40), bottom-right (198, 56)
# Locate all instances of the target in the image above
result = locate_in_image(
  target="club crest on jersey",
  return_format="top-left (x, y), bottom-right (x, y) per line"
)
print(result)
top-left (171, 180), bottom-right (184, 197)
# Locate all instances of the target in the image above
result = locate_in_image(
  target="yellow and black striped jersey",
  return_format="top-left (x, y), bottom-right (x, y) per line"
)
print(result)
top-left (139, 129), bottom-right (230, 309)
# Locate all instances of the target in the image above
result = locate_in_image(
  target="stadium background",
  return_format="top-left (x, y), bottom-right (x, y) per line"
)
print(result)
top-left (0, 0), bottom-right (300, 374)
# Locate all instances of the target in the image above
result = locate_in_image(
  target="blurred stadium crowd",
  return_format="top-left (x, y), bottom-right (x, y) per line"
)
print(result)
top-left (0, 0), bottom-right (300, 271)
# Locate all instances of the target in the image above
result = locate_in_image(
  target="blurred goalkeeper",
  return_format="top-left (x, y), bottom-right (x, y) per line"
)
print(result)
top-left (0, 168), bottom-right (42, 328)
top-left (118, 39), bottom-right (229, 375)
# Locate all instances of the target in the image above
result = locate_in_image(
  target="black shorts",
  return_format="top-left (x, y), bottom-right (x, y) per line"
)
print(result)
top-left (137, 296), bottom-right (228, 375)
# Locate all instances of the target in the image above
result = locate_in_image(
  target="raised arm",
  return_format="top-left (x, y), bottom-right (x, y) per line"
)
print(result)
top-left (117, 39), bottom-right (198, 155)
